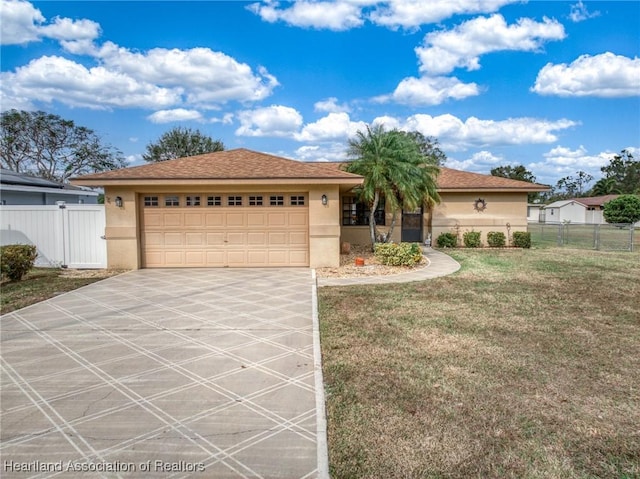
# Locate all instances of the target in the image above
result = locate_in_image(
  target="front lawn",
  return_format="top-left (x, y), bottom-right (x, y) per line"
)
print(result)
top-left (319, 248), bottom-right (640, 478)
top-left (1, 268), bottom-right (123, 314)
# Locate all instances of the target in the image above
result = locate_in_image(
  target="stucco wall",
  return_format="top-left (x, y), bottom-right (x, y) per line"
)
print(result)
top-left (432, 191), bottom-right (529, 246)
top-left (103, 184), bottom-right (342, 269)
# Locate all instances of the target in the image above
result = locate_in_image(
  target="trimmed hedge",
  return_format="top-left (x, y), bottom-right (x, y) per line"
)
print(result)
top-left (374, 242), bottom-right (423, 266)
top-left (436, 232), bottom-right (457, 248)
top-left (1, 244), bottom-right (38, 281)
top-left (463, 231), bottom-right (482, 248)
top-left (512, 231), bottom-right (531, 248)
top-left (487, 231), bottom-right (506, 247)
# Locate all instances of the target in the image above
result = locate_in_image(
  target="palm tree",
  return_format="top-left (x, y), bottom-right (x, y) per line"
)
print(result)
top-left (345, 125), bottom-right (440, 247)
top-left (590, 177), bottom-right (622, 196)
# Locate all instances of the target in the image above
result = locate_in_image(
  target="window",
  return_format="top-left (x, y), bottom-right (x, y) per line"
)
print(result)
top-left (228, 195), bottom-right (243, 206)
top-left (249, 195), bottom-right (263, 206)
top-left (144, 196), bottom-right (159, 207)
top-left (270, 195), bottom-right (284, 206)
top-left (186, 195), bottom-right (201, 206)
top-left (290, 195), bottom-right (305, 206)
top-left (207, 196), bottom-right (221, 206)
top-left (165, 195), bottom-right (180, 207)
top-left (342, 196), bottom-right (385, 226)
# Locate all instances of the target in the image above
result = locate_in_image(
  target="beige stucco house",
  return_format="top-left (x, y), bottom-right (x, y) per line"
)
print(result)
top-left (73, 148), bottom-right (548, 269)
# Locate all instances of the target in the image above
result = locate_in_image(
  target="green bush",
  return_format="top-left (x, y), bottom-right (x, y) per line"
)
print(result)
top-left (374, 242), bottom-right (423, 266)
top-left (436, 232), bottom-right (457, 248)
top-left (603, 194), bottom-right (640, 224)
top-left (487, 231), bottom-right (506, 247)
top-left (1, 244), bottom-right (38, 281)
top-left (463, 231), bottom-right (482, 248)
top-left (512, 231), bottom-right (531, 248)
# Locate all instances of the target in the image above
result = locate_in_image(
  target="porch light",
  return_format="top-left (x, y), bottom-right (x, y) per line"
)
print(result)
top-left (321, 194), bottom-right (328, 206)
top-left (115, 196), bottom-right (123, 208)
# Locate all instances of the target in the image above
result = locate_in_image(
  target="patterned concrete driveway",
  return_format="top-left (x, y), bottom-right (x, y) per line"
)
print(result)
top-left (1, 269), bottom-right (327, 479)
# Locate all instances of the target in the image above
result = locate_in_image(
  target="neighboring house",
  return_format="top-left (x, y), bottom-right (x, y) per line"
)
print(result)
top-left (527, 203), bottom-right (543, 222)
top-left (72, 148), bottom-right (548, 269)
top-left (0, 169), bottom-right (99, 205)
top-left (540, 195), bottom-right (620, 224)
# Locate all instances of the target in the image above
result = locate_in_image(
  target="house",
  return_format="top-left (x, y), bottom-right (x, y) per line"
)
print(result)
top-left (540, 195), bottom-right (620, 224)
top-left (0, 169), bottom-right (99, 205)
top-left (527, 203), bottom-right (543, 222)
top-left (72, 149), bottom-right (548, 269)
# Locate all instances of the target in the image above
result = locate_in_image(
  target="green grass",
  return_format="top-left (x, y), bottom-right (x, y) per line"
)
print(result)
top-left (319, 248), bottom-right (640, 479)
top-left (1, 268), bottom-right (122, 314)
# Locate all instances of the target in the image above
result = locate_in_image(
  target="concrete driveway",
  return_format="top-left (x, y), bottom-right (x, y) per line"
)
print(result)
top-left (1, 269), bottom-right (327, 478)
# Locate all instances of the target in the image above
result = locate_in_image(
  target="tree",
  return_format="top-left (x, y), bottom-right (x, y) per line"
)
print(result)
top-left (490, 165), bottom-right (540, 202)
top-left (552, 170), bottom-right (594, 200)
top-left (1, 109), bottom-right (125, 183)
top-left (345, 125), bottom-right (440, 247)
top-left (603, 194), bottom-right (640, 224)
top-left (599, 149), bottom-right (640, 194)
top-left (143, 127), bottom-right (224, 162)
top-left (590, 177), bottom-right (622, 196)
top-left (400, 131), bottom-right (447, 166)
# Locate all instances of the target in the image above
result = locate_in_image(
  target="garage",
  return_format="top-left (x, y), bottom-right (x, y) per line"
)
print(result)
top-left (141, 193), bottom-right (309, 267)
top-left (71, 148), bottom-right (364, 269)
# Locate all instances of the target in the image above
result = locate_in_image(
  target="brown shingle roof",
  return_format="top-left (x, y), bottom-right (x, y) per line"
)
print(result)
top-left (437, 167), bottom-right (549, 191)
top-left (313, 162), bottom-right (549, 191)
top-left (72, 148), bottom-right (363, 183)
top-left (573, 195), bottom-right (620, 207)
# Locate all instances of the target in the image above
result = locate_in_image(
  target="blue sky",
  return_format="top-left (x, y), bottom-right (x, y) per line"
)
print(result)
top-left (1, 0), bottom-right (639, 187)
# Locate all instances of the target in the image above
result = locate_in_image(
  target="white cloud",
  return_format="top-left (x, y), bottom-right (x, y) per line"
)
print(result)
top-left (295, 112), bottom-right (367, 141)
top-left (568, 1), bottom-right (599, 22)
top-left (532, 52), bottom-right (640, 98)
top-left (446, 150), bottom-right (506, 172)
top-left (376, 75), bottom-right (480, 106)
top-left (248, 0), bottom-right (522, 31)
top-left (209, 113), bottom-right (234, 125)
top-left (314, 97), bottom-right (350, 113)
top-left (1, 56), bottom-right (180, 110)
top-left (295, 143), bottom-right (348, 162)
top-left (236, 105), bottom-right (304, 137)
top-left (416, 14), bottom-right (565, 75)
top-left (86, 43), bottom-right (279, 105)
top-left (247, 1), bottom-right (364, 31)
top-left (2, 38), bottom-right (279, 111)
top-left (529, 145), bottom-right (616, 181)
top-left (147, 109), bottom-right (204, 124)
top-left (401, 114), bottom-right (577, 150)
top-left (0, 0), bottom-right (100, 45)
top-left (368, 0), bottom-right (517, 30)
top-left (125, 154), bottom-right (142, 165)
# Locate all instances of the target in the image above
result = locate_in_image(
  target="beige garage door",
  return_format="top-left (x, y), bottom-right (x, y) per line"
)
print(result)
top-left (141, 193), bottom-right (309, 267)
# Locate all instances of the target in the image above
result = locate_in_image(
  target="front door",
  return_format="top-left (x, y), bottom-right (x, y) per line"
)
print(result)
top-left (401, 208), bottom-right (423, 242)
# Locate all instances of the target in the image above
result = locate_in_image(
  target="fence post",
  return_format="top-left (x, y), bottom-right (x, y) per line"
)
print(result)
top-left (557, 224), bottom-right (563, 246)
top-left (630, 225), bottom-right (634, 252)
top-left (594, 224), bottom-right (600, 250)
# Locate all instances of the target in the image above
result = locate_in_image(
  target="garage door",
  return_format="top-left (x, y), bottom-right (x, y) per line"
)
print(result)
top-left (140, 193), bottom-right (309, 267)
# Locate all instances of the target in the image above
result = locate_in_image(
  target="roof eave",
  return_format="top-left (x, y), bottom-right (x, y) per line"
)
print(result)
top-left (438, 186), bottom-right (550, 193)
top-left (71, 177), bottom-right (364, 187)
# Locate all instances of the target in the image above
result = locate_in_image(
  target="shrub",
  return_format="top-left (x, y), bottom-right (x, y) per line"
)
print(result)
top-left (1, 244), bottom-right (38, 281)
top-left (374, 242), bottom-right (423, 266)
top-left (512, 231), bottom-right (531, 248)
top-left (603, 194), bottom-right (640, 224)
top-left (463, 231), bottom-right (482, 248)
top-left (487, 231), bottom-right (506, 248)
top-left (436, 232), bottom-right (457, 248)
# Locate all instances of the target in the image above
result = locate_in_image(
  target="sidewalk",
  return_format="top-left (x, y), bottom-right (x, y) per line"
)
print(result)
top-left (316, 248), bottom-right (461, 287)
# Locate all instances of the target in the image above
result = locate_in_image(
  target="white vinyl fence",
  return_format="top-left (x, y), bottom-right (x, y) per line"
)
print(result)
top-left (0, 204), bottom-right (107, 269)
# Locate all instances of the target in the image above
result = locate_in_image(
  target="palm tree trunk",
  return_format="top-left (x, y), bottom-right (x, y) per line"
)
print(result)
top-left (385, 208), bottom-right (398, 242)
top-left (369, 191), bottom-right (379, 250)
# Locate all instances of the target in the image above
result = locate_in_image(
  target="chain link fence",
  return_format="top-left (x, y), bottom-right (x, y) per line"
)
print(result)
top-left (528, 222), bottom-right (636, 252)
